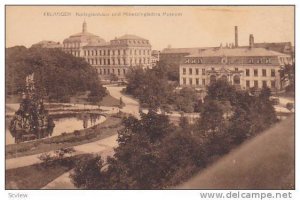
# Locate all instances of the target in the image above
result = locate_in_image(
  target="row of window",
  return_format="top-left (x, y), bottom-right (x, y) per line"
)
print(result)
top-left (64, 39), bottom-right (150, 48)
top-left (96, 68), bottom-right (127, 76)
top-left (83, 49), bottom-right (151, 57)
top-left (64, 43), bottom-right (81, 48)
top-left (279, 57), bottom-right (292, 64)
top-left (182, 78), bottom-right (276, 88)
top-left (111, 39), bottom-right (149, 45)
top-left (66, 50), bottom-right (80, 57)
top-left (185, 57), bottom-right (272, 64)
top-left (182, 68), bottom-right (206, 75)
top-left (245, 69), bottom-right (276, 77)
top-left (87, 57), bottom-right (150, 66)
top-left (182, 78), bottom-right (206, 86)
top-left (246, 80), bottom-right (276, 88)
top-left (182, 67), bottom-right (276, 77)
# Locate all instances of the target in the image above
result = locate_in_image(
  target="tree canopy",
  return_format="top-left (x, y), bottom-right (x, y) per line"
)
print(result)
top-left (6, 46), bottom-right (106, 102)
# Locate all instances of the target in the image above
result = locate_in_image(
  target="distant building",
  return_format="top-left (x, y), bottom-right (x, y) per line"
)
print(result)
top-left (179, 46), bottom-right (292, 91)
top-left (160, 47), bottom-right (206, 66)
top-left (151, 50), bottom-right (160, 67)
top-left (62, 21), bottom-right (152, 81)
top-left (252, 42), bottom-right (294, 57)
top-left (31, 40), bottom-right (62, 49)
top-left (161, 26), bottom-right (294, 77)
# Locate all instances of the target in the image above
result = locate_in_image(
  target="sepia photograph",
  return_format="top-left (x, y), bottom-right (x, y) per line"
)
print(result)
top-left (4, 5), bottom-right (295, 191)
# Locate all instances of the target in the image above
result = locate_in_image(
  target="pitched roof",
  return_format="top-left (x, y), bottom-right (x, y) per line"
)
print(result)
top-left (114, 34), bottom-right (147, 40)
top-left (186, 47), bottom-right (288, 58)
top-left (253, 42), bottom-right (293, 53)
top-left (161, 47), bottom-right (214, 54)
top-left (63, 31), bottom-right (106, 44)
top-left (83, 41), bottom-right (111, 48)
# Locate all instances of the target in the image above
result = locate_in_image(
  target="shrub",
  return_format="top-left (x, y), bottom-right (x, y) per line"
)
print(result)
top-left (70, 155), bottom-right (105, 189)
top-left (286, 102), bottom-right (294, 111)
top-left (38, 152), bottom-right (53, 167)
top-left (74, 130), bottom-right (80, 137)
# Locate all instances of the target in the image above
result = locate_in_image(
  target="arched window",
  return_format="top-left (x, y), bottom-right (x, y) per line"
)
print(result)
top-left (233, 75), bottom-right (240, 85)
top-left (220, 75), bottom-right (227, 82)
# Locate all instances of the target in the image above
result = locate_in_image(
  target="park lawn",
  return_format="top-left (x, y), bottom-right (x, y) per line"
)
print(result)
top-left (5, 154), bottom-right (87, 189)
top-left (6, 162), bottom-right (70, 189)
top-left (7, 92), bottom-right (120, 107)
top-left (69, 91), bottom-right (120, 107)
top-left (99, 94), bottom-right (120, 107)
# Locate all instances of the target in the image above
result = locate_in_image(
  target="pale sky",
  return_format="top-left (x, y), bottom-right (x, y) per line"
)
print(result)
top-left (6, 6), bottom-right (294, 50)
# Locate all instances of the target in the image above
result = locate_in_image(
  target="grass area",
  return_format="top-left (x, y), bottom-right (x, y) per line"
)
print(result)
top-left (6, 92), bottom-right (120, 107)
top-left (6, 115), bottom-right (124, 159)
top-left (99, 94), bottom-right (120, 107)
top-left (6, 154), bottom-right (87, 189)
top-left (69, 91), bottom-right (120, 107)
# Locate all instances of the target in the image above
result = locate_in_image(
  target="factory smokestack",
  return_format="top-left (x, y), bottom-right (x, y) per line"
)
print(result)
top-left (249, 34), bottom-right (254, 48)
top-left (235, 26), bottom-right (238, 47)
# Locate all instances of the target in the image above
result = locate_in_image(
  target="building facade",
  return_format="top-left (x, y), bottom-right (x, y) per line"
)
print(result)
top-left (179, 46), bottom-right (292, 91)
top-left (62, 21), bottom-right (152, 81)
top-left (160, 26), bottom-right (294, 76)
top-left (151, 50), bottom-right (160, 67)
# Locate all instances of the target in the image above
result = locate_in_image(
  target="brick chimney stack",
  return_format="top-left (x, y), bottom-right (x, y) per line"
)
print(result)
top-left (235, 26), bottom-right (238, 47)
top-left (249, 34), bottom-right (254, 48)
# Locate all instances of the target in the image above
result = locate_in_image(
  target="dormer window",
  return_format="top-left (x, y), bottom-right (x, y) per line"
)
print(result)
top-left (221, 57), bottom-right (227, 64)
top-left (198, 58), bottom-right (203, 64)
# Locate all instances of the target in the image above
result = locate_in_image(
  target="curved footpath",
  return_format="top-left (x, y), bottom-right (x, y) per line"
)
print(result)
top-left (104, 85), bottom-right (140, 118)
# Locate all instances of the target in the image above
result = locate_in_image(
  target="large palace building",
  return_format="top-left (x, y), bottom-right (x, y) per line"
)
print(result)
top-left (179, 27), bottom-right (293, 91)
top-left (62, 21), bottom-right (152, 81)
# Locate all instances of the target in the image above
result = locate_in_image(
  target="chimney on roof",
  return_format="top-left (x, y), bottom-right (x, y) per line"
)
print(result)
top-left (249, 34), bottom-right (254, 48)
top-left (82, 20), bottom-right (87, 33)
top-left (235, 26), bottom-right (238, 48)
